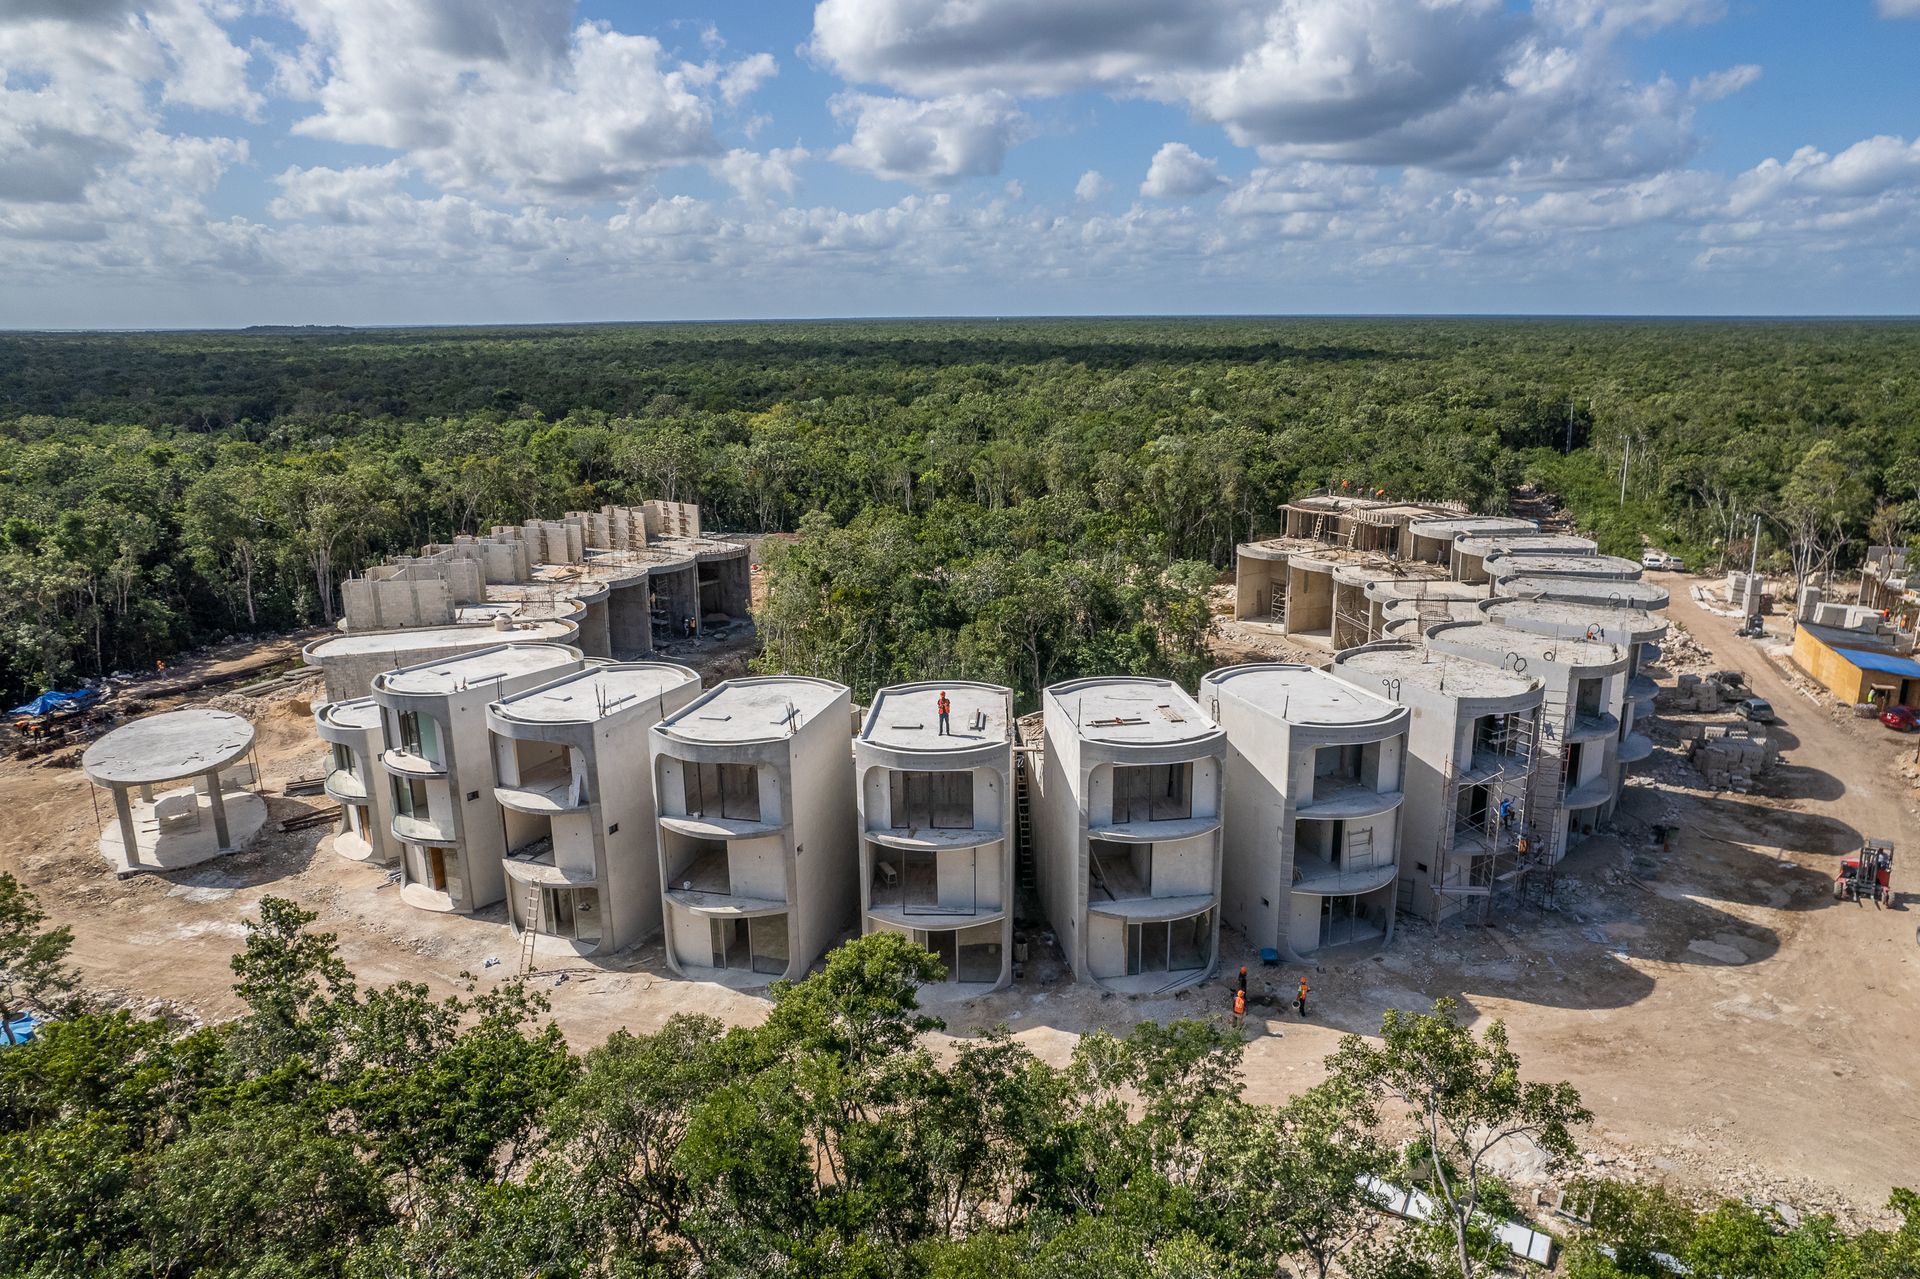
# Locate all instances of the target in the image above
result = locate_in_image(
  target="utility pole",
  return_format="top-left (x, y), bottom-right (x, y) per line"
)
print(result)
top-left (1747, 513), bottom-right (1761, 582)
top-left (1619, 437), bottom-right (1630, 507)
top-left (1565, 399), bottom-right (1574, 455)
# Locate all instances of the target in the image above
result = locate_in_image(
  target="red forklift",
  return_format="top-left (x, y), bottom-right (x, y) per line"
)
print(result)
top-left (1834, 839), bottom-right (1894, 906)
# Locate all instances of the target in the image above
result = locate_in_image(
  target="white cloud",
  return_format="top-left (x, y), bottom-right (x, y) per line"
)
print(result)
top-left (1074, 169), bottom-right (1111, 201)
top-left (828, 91), bottom-right (1025, 185)
top-left (1141, 142), bottom-right (1225, 198)
top-left (272, 0), bottom-right (775, 202)
top-left (1876, 0), bottom-right (1920, 17)
top-left (1689, 64), bottom-right (1760, 101)
top-left (712, 147), bottom-right (809, 201)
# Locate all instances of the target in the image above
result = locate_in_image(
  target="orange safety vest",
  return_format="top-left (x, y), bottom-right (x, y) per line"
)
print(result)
top-left (937, 695), bottom-right (950, 715)
top-left (1298, 979), bottom-right (1309, 997)
top-left (1233, 990), bottom-right (1246, 1016)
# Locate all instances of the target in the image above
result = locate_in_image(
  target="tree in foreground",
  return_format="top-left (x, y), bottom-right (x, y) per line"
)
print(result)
top-left (1328, 996), bottom-right (1593, 1279)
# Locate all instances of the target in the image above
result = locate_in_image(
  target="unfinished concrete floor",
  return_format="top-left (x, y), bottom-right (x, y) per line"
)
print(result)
top-left (2, 576), bottom-right (1916, 1225)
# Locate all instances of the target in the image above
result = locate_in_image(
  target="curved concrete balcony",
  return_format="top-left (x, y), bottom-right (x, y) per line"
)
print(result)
top-left (323, 768), bottom-right (368, 801)
top-left (1088, 892), bottom-right (1217, 922)
top-left (380, 747), bottom-right (446, 778)
top-left (664, 887), bottom-right (787, 918)
top-left (1617, 732), bottom-right (1655, 764)
top-left (494, 759), bottom-right (586, 815)
top-left (1627, 675), bottom-right (1659, 705)
top-left (1296, 783), bottom-right (1405, 820)
top-left (867, 901), bottom-right (1008, 931)
top-left (400, 881), bottom-right (459, 913)
top-left (326, 827), bottom-right (378, 862)
top-left (1290, 861), bottom-right (1400, 897)
top-left (392, 811), bottom-right (456, 844)
top-left (1565, 711), bottom-right (1619, 743)
top-left (1086, 816), bottom-right (1220, 844)
top-left (504, 852), bottom-right (599, 889)
top-left (865, 826), bottom-right (1003, 852)
top-left (1564, 772), bottom-right (1615, 810)
top-left (657, 812), bottom-right (783, 840)
top-left (1640, 641), bottom-right (1663, 666)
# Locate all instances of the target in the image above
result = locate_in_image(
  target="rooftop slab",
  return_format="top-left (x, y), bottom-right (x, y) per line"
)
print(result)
top-left (1500, 576), bottom-right (1670, 609)
top-left (659, 676), bottom-right (846, 743)
top-left (378, 642), bottom-right (579, 696)
top-left (1407, 516), bottom-right (1539, 541)
top-left (306, 619), bottom-right (575, 659)
top-left (1426, 621), bottom-right (1626, 670)
top-left (1336, 644), bottom-right (1541, 701)
top-left (863, 680), bottom-right (1011, 752)
top-left (1483, 598), bottom-right (1669, 642)
top-left (493, 661), bottom-right (699, 725)
top-left (1486, 553), bottom-right (1642, 580)
top-left (83, 708), bottom-right (255, 786)
top-left (1048, 677), bottom-right (1219, 746)
top-left (1455, 532), bottom-right (1598, 558)
top-left (1205, 663), bottom-right (1405, 729)
top-left (316, 697), bottom-right (381, 733)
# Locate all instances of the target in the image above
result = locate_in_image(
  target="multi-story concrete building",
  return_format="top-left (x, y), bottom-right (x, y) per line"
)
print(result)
top-left (488, 660), bottom-right (703, 958)
top-left (1479, 598), bottom-right (1668, 778)
top-left (1404, 516), bottom-right (1538, 565)
top-left (304, 618), bottom-right (581, 703)
top-left (1451, 533), bottom-right (1597, 584)
top-left (1498, 574), bottom-right (1670, 611)
top-left (1484, 552), bottom-right (1643, 591)
top-left (371, 642), bottom-right (583, 915)
top-left (1034, 677), bottom-right (1225, 992)
top-left (315, 696), bottom-right (400, 866)
top-left (1201, 664), bottom-right (1408, 960)
top-left (1332, 643), bottom-right (1543, 924)
top-left (649, 676), bottom-right (857, 982)
top-left (1424, 622), bottom-right (1628, 859)
top-left (855, 681), bottom-right (1015, 990)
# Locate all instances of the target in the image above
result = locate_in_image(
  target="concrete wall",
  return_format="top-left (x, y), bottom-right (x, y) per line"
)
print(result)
top-left (342, 578), bottom-right (454, 631)
top-left (787, 688), bottom-right (859, 978)
top-left (607, 580), bottom-right (653, 657)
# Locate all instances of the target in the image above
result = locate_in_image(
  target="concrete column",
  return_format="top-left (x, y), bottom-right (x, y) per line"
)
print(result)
top-left (112, 785), bottom-right (139, 867)
top-left (205, 770), bottom-right (232, 850)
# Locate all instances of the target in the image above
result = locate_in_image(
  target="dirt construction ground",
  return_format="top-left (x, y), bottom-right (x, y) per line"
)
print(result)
top-left (2, 577), bottom-right (1916, 1224)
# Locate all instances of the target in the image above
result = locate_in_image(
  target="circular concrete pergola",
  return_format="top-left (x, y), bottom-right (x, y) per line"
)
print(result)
top-left (82, 708), bottom-right (267, 875)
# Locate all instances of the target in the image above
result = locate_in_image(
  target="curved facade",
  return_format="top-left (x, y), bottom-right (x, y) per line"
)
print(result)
top-left (314, 696), bottom-right (399, 866)
top-left (489, 661), bottom-right (702, 958)
top-left (1201, 664), bottom-right (1408, 961)
top-left (1035, 677), bottom-right (1226, 992)
top-left (856, 681), bottom-right (1015, 990)
top-left (649, 676), bottom-right (856, 983)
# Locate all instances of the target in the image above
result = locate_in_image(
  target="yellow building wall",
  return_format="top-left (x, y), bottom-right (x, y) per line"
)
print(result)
top-left (1791, 627), bottom-right (1870, 704)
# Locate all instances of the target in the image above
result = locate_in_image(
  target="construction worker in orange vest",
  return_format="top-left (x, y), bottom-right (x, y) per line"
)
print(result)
top-left (936, 690), bottom-right (951, 735)
top-left (1295, 975), bottom-right (1310, 1017)
top-left (1232, 987), bottom-right (1246, 1029)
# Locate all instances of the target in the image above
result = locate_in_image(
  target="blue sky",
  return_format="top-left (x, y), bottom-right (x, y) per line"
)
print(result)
top-left (4, 0), bottom-right (1920, 326)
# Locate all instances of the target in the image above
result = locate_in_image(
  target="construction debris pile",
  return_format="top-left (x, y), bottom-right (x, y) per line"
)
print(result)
top-left (1659, 623), bottom-right (1715, 673)
top-left (1663, 671), bottom-right (1745, 713)
top-left (1686, 725), bottom-right (1773, 793)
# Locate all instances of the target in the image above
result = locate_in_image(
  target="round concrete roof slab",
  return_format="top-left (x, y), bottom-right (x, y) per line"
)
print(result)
top-left (83, 708), bottom-right (255, 786)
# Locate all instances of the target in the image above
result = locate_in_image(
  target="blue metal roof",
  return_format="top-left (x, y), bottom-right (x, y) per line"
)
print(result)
top-left (1834, 645), bottom-right (1920, 679)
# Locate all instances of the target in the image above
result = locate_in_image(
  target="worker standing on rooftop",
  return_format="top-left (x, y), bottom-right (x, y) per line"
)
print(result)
top-left (937, 690), bottom-right (951, 736)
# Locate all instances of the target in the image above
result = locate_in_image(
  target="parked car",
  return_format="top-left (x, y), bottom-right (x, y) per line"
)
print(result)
top-left (1735, 696), bottom-right (1776, 724)
top-left (1881, 705), bottom-right (1920, 732)
top-left (1640, 551), bottom-right (1686, 571)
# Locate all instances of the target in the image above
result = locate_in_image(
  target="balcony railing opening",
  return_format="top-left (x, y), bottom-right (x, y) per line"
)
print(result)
top-left (394, 710), bottom-right (441, 764)
top-left (1312, 741), bottom-right (1383, 799)
top-left (391, 775), bottom-right (433, 824)
top-left (889, 769), bottom-right (973, 830)
top-left (870, 844), bottom-right (985, 915)
top-left (666, 838), bottom-right (731, 897)
top-left (1112, 762), bottom-right (1191, 824)
top-left (1089, 838), bottom-right (1152, 900)
top-left (684, 761), bottom-right (760, 822)
top-left (514, 885), bottom-right (602, 946)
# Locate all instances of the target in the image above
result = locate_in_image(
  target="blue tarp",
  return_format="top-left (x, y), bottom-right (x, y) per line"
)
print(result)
top-left (1, 1013), bottom-right (41, 1046)
top-left (7, 689), bottom-right (101, 717)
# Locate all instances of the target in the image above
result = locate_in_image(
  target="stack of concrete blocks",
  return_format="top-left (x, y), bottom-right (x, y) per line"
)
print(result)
top-left (1688, 726), bottom-right (1771, 793)
top-left (1666, 674), bottom-right (1732, 713)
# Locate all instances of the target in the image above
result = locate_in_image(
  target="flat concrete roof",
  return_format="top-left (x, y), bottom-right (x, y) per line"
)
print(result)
top-left (1048, 677), bottom-right (1218, 745)
top-left (1366, 578), bottom-right (1486, 603)
top-left (1206, 663), bottom-right (1404, 728)
top-left (1455, 532), bottom-right (1598, 558)
top-left (379, 643), bottom-right (578, 696)
top-left (1500, 576), bottom-right (1670, 607)
top-left (494, 662), bottom-right (699, 724)
top-left (1337, 645), bottom-right (1539, 700)
top-left (307, 619), bottom-right (574, 658)
top-left (1485, 598), bottom-right (1668, 641)
top-left (1487, 553), bottom-right (1641, 579)
top-left (1428, 621), bottom-right (1624, 668)
top-left (1407, 516), bottom-right (1538, 541)
top-left (661, 676), bottom-right (845, 743)
top-left (316, 697), bottom-right (381, 731)
top-left (83, 708), bottom-right (254, 786)
top-left (864, 681), bottom-right (1011, 751)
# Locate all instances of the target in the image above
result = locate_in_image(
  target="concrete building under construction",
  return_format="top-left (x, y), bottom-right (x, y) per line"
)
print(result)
top-left (315, 696), bottom-right (400, 866)
top-left (1034, 676), bottom-right (1226, 992)
top-left (650, 676), bottom-right (857, 982)
top-left (371, 641), bottom-right (583, 915)
top-left (1332, 643), bottom-right (1543, 924)
top-left (1201, 663), bottom-right (1408, 959)
top-left (490, 660), bottom-right (703, 958)
top-left (856, 681), bottom-right (1015, 990)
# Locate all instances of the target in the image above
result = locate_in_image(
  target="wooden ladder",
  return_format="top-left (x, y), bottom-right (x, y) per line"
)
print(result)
top-left (517, 883), bottom-right (541, 981)
top-left (1014, 753), bottom-right (1036, 889)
